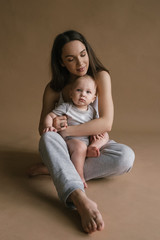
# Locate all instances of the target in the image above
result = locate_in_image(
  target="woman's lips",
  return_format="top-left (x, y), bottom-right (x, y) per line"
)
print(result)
top-left (77, 66), bottom-right (85, 72)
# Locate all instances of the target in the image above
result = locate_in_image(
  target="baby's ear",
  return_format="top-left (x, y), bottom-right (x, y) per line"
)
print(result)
top-left (91, 95), bottom-right (96, 103)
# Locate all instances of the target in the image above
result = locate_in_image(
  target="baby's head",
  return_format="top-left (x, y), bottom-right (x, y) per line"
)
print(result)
top-left (70, 75), bottom-right (97, 108)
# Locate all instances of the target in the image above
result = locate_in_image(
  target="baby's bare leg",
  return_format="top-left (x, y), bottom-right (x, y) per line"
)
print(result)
top-left (67, 139), bottom-right (88, 188)
top-left (87, 132), bottom-right (109, 158)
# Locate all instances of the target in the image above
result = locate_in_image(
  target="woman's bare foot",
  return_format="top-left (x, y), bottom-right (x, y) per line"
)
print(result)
top-left (27, 163), bottom-right (49, 177)
top-left (86, 146), bottom-right (100, 158)
top-left (70, 189), bottom-right (104, 233)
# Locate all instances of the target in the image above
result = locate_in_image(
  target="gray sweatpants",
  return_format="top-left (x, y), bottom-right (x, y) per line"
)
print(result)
top-left (39, 132), bottom-right (135, 206)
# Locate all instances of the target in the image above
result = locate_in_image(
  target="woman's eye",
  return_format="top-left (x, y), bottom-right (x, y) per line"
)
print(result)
top-left (81, 53), bottom-right (86, 57)
top-left (67, 58), bottom-right (74, 62)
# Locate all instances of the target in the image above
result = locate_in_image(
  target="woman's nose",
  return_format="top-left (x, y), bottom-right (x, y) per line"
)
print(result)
top-left (76, 58), bottom-right (82, 66)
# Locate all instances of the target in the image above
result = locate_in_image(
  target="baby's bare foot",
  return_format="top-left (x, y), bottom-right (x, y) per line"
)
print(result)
top-left (80, 176), bottom-right (88, 188)
top-left (71, 190), bottom-right (104, 233)
top-left (83, 181), bottom-right (88, 189)
top-left (86, 146), bottom-right (100, 158)
top-left (27, 163), bottom-right (49, 177)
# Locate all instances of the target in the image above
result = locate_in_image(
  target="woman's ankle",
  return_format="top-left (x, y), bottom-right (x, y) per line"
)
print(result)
top-left (70, 189), bottom-right (87, 207)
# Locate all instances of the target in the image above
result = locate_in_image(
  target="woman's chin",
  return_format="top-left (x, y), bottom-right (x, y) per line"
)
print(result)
top-left (76, 71), bottom-right (87, 76)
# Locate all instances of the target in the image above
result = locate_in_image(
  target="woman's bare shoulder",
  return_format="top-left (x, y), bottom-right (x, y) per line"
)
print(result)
top-left (96, 71), bottom-right (111, 81)
top-left (95, 71), bottom-right (111, 89)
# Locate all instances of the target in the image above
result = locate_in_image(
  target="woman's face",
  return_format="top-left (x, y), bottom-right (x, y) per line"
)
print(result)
top-left (61, 40), bottom-right (89, 78)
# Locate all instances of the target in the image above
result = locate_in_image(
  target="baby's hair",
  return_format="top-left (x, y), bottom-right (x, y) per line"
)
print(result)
top-left (71, 74), bottom-right (97, 95)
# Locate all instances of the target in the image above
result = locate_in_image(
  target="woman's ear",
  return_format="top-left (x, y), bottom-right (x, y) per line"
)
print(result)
top-left (59, 59), bottom-right (65, 67)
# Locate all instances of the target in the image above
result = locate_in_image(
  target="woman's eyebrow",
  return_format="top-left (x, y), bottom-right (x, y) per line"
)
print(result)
top-left (65, 54), bottom-right (74, 58)
top-left (65, 49), bottom-right (86, 58)
top-left (81, 49), bottom-right (86, 53)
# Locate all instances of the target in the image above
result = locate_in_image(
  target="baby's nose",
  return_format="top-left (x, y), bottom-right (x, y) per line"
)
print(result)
top-left (81, 91), bottom-right (86, 96)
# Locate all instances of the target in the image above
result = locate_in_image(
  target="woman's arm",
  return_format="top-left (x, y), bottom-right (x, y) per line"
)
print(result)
top-left (61, 71), bottom-right (114, 137)
top-left (39, 83), bottom-right (60, 135)
top-left (97, 70), bottom-right (114, 130)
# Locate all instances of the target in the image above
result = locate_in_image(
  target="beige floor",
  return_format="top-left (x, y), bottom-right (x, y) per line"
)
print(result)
top-left (0, 132), bottom-right (160, 240)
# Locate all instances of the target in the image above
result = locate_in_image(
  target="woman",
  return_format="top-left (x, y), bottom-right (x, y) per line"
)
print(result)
top-left (30, 30), bottom-right (135, 233)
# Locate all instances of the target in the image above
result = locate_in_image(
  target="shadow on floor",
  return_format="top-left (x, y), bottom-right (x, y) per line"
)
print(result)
top-left (0, 149), bottom-right (84, 232)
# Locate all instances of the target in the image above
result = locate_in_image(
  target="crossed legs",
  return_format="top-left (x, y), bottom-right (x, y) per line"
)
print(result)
top-left (28, 132), bottom-right (135, 233)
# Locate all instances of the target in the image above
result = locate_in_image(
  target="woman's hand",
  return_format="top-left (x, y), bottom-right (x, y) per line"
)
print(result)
top-left (53, 115), bottom-right (68, 131)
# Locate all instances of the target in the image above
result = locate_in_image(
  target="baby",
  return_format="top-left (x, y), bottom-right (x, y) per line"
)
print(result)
top-left (43, 75), bottom-right (109, 188)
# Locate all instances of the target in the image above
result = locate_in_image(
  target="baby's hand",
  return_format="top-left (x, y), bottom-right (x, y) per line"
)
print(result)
top-left (43, 126), bottom-right (57, 133)
top-left (90, 132), bottom-right (109, 144)
top-left (90, 133), bottom-right (108, 144)
top-left (90, 134), bottom-right (104, 142)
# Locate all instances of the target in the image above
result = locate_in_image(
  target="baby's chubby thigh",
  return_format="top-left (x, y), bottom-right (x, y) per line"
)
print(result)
top-left (66, 138), bottom-right (88, 157)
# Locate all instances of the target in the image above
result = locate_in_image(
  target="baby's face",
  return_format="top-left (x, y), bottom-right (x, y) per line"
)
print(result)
top-left (70, 76), bottom-right (96, 109)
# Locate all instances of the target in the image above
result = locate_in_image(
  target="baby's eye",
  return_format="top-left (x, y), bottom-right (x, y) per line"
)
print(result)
top-left (87, 91), bottom-right (91, 94)
top-left (76, 89), bottom-right (81, 92)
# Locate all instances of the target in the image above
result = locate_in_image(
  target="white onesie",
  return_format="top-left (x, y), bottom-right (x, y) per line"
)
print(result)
top-left (53, 100), bottom-right (98, 145)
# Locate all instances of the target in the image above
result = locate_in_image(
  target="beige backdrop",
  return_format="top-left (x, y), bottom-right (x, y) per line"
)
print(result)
top-left (0, 0), bottom-right (160, 151)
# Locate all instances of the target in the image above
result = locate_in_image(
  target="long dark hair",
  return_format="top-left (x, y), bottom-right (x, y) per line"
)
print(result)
top-left (50, 30), bottom-right (109, 92)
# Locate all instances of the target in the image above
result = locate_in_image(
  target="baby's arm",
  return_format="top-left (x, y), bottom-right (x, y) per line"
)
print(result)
top-left (43, 112), bottom-right (58, 133)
